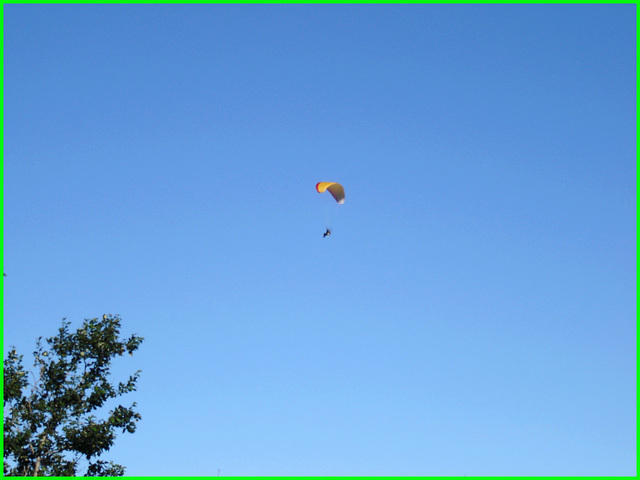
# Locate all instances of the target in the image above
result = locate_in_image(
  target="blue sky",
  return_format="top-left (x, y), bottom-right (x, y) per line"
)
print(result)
top-left (3, 4), bottom-right (635, 476)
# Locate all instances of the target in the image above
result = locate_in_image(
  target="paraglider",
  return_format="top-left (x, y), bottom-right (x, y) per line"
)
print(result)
top-left (316, 182), bottom-right (345, 204)
top-left (317, 182), bottom-right (344, 237)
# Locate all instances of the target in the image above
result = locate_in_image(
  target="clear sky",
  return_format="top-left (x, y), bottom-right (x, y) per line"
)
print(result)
top-left (3, 4), bottom-right (636, 476)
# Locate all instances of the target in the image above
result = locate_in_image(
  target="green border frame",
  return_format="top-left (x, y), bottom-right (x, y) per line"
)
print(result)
top-left (0, 2), bottom-right (636, 479)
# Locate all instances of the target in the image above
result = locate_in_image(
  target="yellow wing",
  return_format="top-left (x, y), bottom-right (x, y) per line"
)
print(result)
top-left (316, 182), bottom-right (345, 204)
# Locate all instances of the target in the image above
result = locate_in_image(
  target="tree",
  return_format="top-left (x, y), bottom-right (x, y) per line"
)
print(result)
top-left (3, 315), bottom-right (144, 476)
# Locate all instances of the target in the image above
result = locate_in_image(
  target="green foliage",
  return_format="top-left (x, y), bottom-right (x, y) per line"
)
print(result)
top-left (3, 315), bottom-right (144, 476)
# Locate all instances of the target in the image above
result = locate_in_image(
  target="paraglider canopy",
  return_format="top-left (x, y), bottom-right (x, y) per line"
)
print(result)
top-left (316, 182), bottom-right (345, 204)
